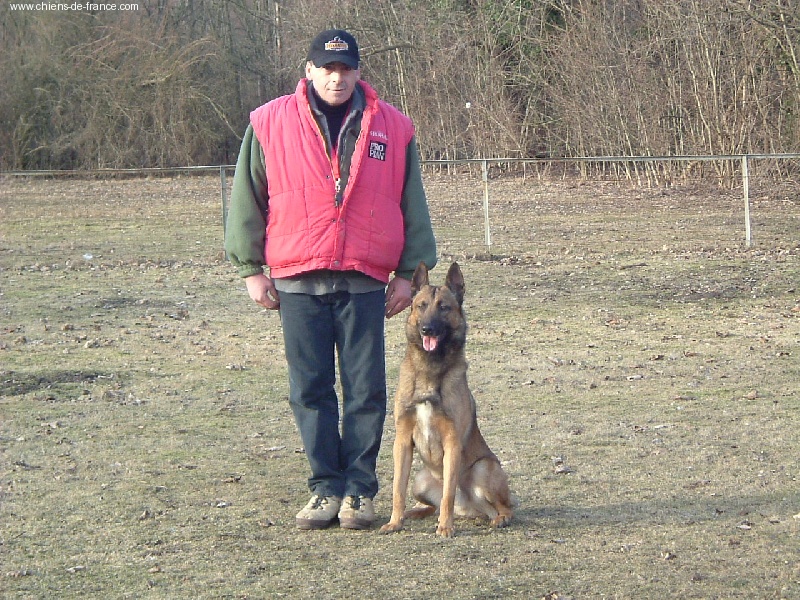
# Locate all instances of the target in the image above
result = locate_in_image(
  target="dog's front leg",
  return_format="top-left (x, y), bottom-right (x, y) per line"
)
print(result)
top-left (437, 419), bottom-right (461, 538)
top-left (380, 416), bottom-right (415, 533)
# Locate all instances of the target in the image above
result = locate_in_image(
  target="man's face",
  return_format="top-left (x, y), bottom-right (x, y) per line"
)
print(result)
top-left (305, 61), bottom-right (360, 106)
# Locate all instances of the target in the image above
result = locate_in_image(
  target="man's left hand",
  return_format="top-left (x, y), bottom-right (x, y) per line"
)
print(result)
top-left (385, 276), bottom-right (412, 318)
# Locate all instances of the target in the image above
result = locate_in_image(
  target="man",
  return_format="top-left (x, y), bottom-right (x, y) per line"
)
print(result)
top-left (225, 28), bottom-right (437, 530)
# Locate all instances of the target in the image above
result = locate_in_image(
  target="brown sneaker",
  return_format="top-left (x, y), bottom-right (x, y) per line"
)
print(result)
top-left (295, 495), bottom-right (342, 530)
top-left (338, 495), bottom-right (374, 530)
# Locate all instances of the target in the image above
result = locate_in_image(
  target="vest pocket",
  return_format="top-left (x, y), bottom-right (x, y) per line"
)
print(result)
top-left (363, 193), bottom-right (404, 270)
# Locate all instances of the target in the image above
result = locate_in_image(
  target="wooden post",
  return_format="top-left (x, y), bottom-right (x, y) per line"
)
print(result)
top-left (220, 165), bottom-right (228, 256)
top-left (742, 155), bottom-right (752, 247)
top-left (482, 159), bottom-right (491, 247)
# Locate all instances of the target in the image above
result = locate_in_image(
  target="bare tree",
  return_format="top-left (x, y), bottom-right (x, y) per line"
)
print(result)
top-left (2, 0), bottom-right (800, 170)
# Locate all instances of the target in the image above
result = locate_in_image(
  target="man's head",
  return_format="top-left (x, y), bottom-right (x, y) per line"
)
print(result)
top-left (306, 29), bottom-right (361, 106)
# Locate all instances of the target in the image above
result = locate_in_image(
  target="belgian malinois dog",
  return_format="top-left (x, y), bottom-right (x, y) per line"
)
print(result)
top-left (380, 262), bottom-right (513, 537)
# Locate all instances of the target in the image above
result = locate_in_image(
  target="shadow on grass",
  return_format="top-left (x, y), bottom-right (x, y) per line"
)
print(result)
top-left (519, 491), bottom-right (799, 529)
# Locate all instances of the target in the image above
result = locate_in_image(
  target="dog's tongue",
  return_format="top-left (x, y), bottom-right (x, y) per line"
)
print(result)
top-left (423, 336), bottom-right (439, 352)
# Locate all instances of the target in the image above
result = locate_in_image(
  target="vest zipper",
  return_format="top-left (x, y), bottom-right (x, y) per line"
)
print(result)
top-left (310, 109), bottom-right (344, 207)
top-left (334, 176), bottom-right (343, 207)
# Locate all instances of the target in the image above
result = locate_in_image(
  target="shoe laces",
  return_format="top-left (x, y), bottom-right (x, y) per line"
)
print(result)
top-left (310, 495), bottom-right (330, 509)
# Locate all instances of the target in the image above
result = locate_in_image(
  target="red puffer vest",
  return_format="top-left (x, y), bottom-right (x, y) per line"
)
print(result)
top-left (250, 80), bottom-right (414, 283)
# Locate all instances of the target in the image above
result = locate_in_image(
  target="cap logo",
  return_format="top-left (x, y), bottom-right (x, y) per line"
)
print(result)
top-left (324, 36), bottom-right (349, 52)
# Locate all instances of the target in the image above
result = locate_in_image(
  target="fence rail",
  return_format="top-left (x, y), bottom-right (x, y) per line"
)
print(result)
top-left (5, 153), bottom-right (800, 247)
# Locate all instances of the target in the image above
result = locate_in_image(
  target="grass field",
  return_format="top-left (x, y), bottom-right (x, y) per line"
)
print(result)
top-left (1, 173), bottom-right (798, 599)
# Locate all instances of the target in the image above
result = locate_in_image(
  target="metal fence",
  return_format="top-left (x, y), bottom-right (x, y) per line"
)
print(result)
top-left (417, 154), bottom-right (800, 248)
top-left (5, 153), bottom-right (800, 248)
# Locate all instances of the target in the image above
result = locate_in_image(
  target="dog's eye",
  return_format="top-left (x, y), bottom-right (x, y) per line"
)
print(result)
top-left (417, 300), bottom-right (429, 311)
top-left (438, 303), bottom-right (452, 313)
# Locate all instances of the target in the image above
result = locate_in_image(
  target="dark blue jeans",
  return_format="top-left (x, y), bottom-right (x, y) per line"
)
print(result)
top-left (279, 289), bottom-right (387, 499)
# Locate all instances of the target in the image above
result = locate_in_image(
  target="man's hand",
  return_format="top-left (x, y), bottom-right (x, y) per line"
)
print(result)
top-left (245, 273), bottom-right (280, 310)
top-left (385, 276), bottom-right (412, 319)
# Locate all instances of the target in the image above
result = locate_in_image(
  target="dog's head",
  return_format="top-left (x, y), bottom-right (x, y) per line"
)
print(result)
top-left (407, 262), bottom-right (466, 354)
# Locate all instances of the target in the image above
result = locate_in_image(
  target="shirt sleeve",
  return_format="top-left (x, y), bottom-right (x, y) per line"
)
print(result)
top-left (224, 125), bottom-right (270, 278)
top-left (395, 136), bottom-right (438, 280)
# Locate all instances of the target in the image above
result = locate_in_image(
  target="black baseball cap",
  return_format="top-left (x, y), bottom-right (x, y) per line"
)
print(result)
top-left (308, 29), bottom-right (360, 69)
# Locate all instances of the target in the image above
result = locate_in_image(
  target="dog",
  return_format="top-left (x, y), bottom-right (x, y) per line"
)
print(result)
top-left (380, 262), bottom-right (513, 537)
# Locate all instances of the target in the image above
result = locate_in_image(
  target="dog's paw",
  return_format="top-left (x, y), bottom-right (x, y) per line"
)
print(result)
top-left (436, 524), bottom-right (455, 538)
top-left (379, 521), bottom-right (404, 534)
top-left (490, 514), bottom-right (512, 529)
top-left (404, 503), bottom-right (436, 520)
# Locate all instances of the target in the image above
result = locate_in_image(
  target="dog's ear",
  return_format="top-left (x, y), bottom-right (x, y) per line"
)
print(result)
top-left (445, 262), bottom-right (465, 305)
top-left (411, 262), bottom-right (429, 296)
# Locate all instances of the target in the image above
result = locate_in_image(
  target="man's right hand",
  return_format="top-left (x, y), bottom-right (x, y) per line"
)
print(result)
top-left (245, 273), bottom-right (280, 310)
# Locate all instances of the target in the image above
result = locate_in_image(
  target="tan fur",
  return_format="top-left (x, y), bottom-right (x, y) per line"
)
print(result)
top-left (380, 262), bottom-right (513, 537)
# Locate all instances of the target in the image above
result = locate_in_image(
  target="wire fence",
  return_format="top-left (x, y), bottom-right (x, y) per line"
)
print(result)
top-left (4, 153), bottom-right (800, 248)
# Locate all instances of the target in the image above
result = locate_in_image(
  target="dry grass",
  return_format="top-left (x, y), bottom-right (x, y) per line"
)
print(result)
top-left (1, 174), bottom-right (798, 599)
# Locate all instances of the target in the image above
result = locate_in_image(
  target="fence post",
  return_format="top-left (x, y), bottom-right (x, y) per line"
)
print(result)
top-left (482, 159), bottom-right (491, 247)
top-left (220, 165), bottom-right (228, 256)
top-left (742, 155), bottom-right (752, 247)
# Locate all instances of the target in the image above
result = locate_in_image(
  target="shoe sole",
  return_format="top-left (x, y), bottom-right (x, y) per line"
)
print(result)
top-left (296, 517), bottom-right (338, 530)
top-left (339, 517), bottom-right (373, 530)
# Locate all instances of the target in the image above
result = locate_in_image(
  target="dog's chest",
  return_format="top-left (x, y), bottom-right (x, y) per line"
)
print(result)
top-left (415, 402), bottom-right (435, 435)
top-left (413, 402), bottom-right (444, 460)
